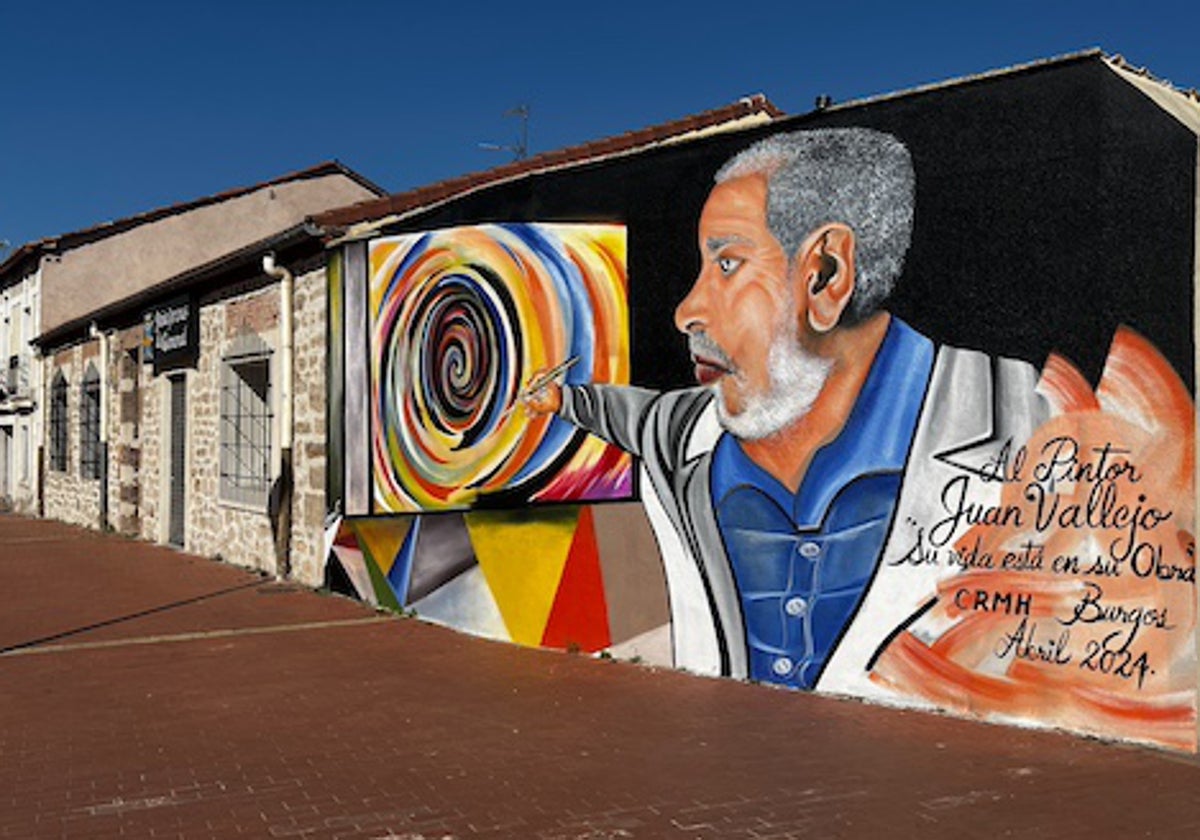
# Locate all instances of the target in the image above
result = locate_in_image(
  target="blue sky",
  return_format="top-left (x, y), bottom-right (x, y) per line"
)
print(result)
top-left (1, 0), bottom-right (1196, 251)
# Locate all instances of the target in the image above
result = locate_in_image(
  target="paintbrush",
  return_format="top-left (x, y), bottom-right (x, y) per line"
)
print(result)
top-left (498, 356), bottom-right (580, 421)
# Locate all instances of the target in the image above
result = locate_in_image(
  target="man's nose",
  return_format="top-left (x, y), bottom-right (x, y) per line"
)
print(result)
top-left (674, 275), bottom-right (708, 334)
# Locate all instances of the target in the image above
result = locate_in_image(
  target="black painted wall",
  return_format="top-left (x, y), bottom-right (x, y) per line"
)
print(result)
top-left (377, 55), bottom-right (1195, 392)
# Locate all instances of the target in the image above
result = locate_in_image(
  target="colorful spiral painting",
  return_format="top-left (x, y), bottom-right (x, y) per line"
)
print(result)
top-left (369, 223), bottom-right (631, 512)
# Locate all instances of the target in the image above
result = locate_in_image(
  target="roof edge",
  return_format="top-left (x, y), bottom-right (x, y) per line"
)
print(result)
top-left (34, 222), bottom-right (321, 350)
top-left (10, 160), bottom-right (383, 270)
top-left (816, 48), bottom-right (1106, 115)
top-left (325, 159), bottom-right (390, 199)
top-left (0, 242), bottom-right (45, 285)
top-left (317, 53), bottom-right (1137, 240)
top-left (1104, 54), bottom-right (1200, 135)
top-left (314, 94), bottom-right (783, 235)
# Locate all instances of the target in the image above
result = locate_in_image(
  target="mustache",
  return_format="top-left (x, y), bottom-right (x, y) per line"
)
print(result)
top-left (687, 331), bottom-right (736, 373)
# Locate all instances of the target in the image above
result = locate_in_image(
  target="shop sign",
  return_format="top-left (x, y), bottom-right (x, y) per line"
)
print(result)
top-left (144, 295), bottom-right (198, 373)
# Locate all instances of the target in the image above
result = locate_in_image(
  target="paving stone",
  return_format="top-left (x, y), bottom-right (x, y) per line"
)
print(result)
top-left (2, 514), bottom-right (1199, 838)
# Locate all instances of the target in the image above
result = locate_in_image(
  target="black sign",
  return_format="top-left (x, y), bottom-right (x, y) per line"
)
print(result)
top-left (144, 295), bottom-right (198, 374)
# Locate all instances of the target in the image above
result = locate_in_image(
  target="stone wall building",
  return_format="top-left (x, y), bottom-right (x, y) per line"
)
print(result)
top-left (122, 261), bottom-right (331, 581)
top-left (26, 100), bottom-right (781, 586)
top-left (34, 164), bottom-right (383, 581)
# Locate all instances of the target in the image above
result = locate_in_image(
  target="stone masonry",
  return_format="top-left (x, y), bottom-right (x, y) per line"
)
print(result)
top-left (42, 266), bottom-right (330, 587)
top-left (42, 343), bottom-right (103, 528)
top-left (114, 326), bottom-right (143, 537)
top-left (288, 267), bottom-right (328, 586)
top-left (182, 286), bottom-right (280, 572)
top-left (144, 268), bottom-right (327, 582)
top-left (138, 341), bottom-right (162, 542)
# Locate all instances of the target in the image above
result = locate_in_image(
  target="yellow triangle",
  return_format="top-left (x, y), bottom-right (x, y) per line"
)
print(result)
top-left (349, 517), bottom-right (414, 577)
top-left (465, 507), bottom-right (581, 647)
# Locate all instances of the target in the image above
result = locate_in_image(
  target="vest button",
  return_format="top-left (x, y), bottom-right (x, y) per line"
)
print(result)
top-left (785, 597), bottom-right (808, 617)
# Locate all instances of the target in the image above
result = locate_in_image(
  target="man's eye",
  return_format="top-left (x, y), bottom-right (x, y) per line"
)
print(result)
top-left (717, 256), bottom-right (742, 276)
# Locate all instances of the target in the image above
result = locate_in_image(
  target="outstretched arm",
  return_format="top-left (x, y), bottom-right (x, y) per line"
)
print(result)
top-left (523, 374), bottom-right (660, 458)
top-left (559, 384), bottom-right (661, 457)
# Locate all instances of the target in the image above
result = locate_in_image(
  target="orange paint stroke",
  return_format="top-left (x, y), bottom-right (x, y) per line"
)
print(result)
top-left (873, 328), bottom-right (1196, 751)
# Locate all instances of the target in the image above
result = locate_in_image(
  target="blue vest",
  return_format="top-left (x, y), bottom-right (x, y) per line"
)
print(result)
top-left (711, 318), bottom-right (934, 688)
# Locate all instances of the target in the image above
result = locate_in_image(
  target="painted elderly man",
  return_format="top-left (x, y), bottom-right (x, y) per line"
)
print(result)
top-left (526, 128), bottom-right (1044, 695)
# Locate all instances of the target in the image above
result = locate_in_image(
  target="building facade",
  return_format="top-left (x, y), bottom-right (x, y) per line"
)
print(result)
top-left (0, 255), bottom-right (41, 514)
top-left (316, 53), bottom-right (1200, 752)
top-left (33, 163), bottom-right (384, 579)
top-left (16, 55), bottom-right (1200, 753)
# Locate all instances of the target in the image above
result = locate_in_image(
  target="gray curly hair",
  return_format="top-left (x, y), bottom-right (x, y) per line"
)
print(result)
top-left (715, 128), bottom-right (914, 324)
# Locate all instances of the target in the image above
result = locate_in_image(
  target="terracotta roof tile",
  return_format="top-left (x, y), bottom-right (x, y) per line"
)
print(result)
top-left (314, 94), bottom-right (783, 231)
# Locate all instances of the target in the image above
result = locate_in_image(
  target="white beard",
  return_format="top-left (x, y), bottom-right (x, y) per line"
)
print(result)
top-left (715, 327), bottom-right (832, 441)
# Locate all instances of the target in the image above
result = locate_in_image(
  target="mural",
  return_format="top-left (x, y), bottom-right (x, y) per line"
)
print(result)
top-left (872, 327), bottom-right (1195, 750)
top-left (522, 130), bottom-right (1194, 750)
top-left (327, 504), bottom-right (668, 656)
top-left (368, 224), bottom-right (631, 512)
top-left (328, 117), bottom-right (1196, 751)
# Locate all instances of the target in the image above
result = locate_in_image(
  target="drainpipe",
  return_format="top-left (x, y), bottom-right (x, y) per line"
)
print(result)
top-left (33, 341), bottom-right (44, 518)
top-left (89, 322), bottom-right (109, 531)
top-left (262, 253), bottom-right (293, 579)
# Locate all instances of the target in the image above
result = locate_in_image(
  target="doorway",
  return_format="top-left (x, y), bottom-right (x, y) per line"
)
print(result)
top-left (168, 376), bottom-right (186, 547)
top-left (0, 425), bottom-right (11, 504)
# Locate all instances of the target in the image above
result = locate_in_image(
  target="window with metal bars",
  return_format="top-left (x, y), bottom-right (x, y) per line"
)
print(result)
top-left (49, 372), bottom-right (68, 471)
top-left (80, 365), bottom-right (101, 480)
top-left (220, 337), bottom-right (273, 508)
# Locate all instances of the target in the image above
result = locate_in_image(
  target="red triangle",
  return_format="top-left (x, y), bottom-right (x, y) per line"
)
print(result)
top-left (333, 523), bottom-right (360, 549)
top-left (541, 506), bottom-right (611, 652)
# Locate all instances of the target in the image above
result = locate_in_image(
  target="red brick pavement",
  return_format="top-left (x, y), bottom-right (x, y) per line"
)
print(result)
top-left (2, 514), bottom-right (1199, 839)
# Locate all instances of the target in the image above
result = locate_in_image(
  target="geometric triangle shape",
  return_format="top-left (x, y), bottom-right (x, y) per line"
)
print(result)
top-left (333, 520), bottom-right (362, 548)
top-left (604, 622), bottom-right (673, 666)
top-left (591, 502), bottom-right (670, 643)
top-left (387, 517), bottom-right (421, 604)
top-left (348, 517), bottom-right (413, 577)
top-left (541, 506), bottom-right (611, 652)
top-left (330, 544), bottom-right (378, 606)
top-left (408, 513), bottom-right (477, 603)
top-left (347, 521), bottom-right (405, 612)
top-left (323, 515), bottom-right (344, 564)
top-left (465, 506), bottom-right (581, 647)
top-left (409, 564), bottom-right (510, 643)
top-left (324, 541), bottom-right (360, 599)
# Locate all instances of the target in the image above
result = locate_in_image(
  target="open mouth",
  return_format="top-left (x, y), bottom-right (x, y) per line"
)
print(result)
top-left (691, 355), bottom-right (733, 386)
top-left (687, 332), bottom-right (736, 386)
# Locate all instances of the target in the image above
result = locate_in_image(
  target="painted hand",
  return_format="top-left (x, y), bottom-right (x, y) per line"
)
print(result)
top-left (522, 370), bottom-right (563, 416)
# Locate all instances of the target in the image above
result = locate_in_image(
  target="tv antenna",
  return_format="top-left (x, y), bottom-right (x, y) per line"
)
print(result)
top-left (479, 104), bottom-right (530, 161)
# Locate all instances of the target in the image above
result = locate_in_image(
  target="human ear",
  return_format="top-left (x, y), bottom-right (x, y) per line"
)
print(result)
top-left (800, 224), bottom-right (855, 333)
